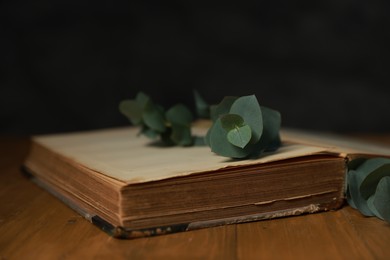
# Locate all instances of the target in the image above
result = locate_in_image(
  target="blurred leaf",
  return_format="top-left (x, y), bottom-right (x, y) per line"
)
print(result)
top-left (347, 169), bottom-right (375, 216)
top-left (210, 96), bottom-right (238, 122)
top-left (135, 92), bottom-right (150, 108)
top-left (257, 106), bottom-right (281, 151)
top-left (346, 181), bottom-right (357, 209)
top-left (143, 102), bottom-right (166, 132)
top-left (373, 176), bottom-right (390, 222)
top-left (159, 129), bottom-right (174, 146)
top-left (166, 104), bottom-right (193, 126)
top-left (367, 195), bottom-right (384, 220)
top-left (229, 95), bottom-right (263, 143)
top-left (204, 124), bottom-right (212, 147)
top-left (170, 123), bottom-right (193, 146)
top-left (139, 126), bottom-right (159, 139)
top-left (209, 105), bottom-right (217, 122)
top-left (193, 90), bottom-right (209, 118)
top-left (347, 158), bottom-right (390, 222)
top-left (120, 91), bottom-right (282, 158)
top-left (348, 158), bottom-right (367, 171)
top-left (193, 136), bottom-right (206, 146)
top-left (119, 100), bottom-right (143, 125)
top-left (359, 158), bottom-right (390, 199)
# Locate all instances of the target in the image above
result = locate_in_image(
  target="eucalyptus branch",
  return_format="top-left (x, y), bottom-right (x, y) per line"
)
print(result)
top-left (119, 91), bottom-right (282, 158)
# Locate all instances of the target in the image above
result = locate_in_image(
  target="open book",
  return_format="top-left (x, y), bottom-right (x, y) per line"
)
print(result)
top-left (23, 126), bottom-right (390, 238)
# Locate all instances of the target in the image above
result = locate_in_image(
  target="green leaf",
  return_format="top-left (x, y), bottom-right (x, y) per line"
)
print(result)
top-left (373, 176), bottom-right (390, 222)
top-left (346, 158), bottom-right (390, 220)
top-left (359, 158), bottom-right (390, 199)
top-left (346, 184), bottom-right (357, 209)
top-left (193, 90), bottom-right (209, 118)
top-left (139, 126), bottom-right (159, 139)
top-left (166, 104), bottom-right (193, 126)
top-left (348, 158), bottom-right (367, 171)
top-left (119, 92), bottom-right (152, 125)
top-left (367, 195), bottom-right (384, 220)
top-left (219, 114), bottom-right (251, 148)
top-left (159, 129), bottom-right (174, 146)
top-left (257, 106), bottom-right (281, 151)
top-left (206, 95), bottom-right (282, 159)
top-left (135, 91), bottom-right (151, 108)
top-left (208, 118), bottom-right (251, 158)
top-left (119, 100), bottom-right (143, 125)
top-left (210, 96), bottom-right (238, 122)
top-left (227, 125), bottom-right (252, 148)
top-left (143, 102), bottom-right (166, 132)
top-left (229, 95), bottom-right (263, 143)
top-left (170, 123), bottom-right (193, 146)
top-left (220, 114), bottom-right (245, 130)
top-left (193, 136), bottom-right (206, 146)
top-left (346, 169), bottom-right (375, 216)
top-left (204, 122), bottom-right (213, 147)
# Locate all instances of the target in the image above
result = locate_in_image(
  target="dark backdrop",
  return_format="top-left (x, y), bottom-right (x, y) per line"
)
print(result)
top-left (1, 1), bottom-right (389, 134)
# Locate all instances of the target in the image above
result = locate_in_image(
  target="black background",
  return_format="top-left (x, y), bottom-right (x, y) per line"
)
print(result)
top-left (1, 1), bottom-right (389, 134)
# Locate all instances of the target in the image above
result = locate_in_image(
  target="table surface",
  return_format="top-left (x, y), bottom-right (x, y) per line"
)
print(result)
top-left (1, 134), bottom-right (390, 259)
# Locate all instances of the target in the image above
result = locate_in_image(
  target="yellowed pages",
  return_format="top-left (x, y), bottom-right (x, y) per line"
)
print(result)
top-left (33, 127), bottom-right (330, 183)
top-left (281, 129), bottom-right (390, 158)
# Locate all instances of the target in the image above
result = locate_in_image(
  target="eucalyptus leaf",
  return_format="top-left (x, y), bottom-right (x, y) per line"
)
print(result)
top-left (346, 157), bottom-right (390, 221)
top-left (227, 125), bottom-right (252, 148)
top-left (220, 113), bottom-right (252, 149)
top-left (135, 91), bottom-right (151, 108)
top-left (220, 114), bottom-right (245, 130)
top-left (160, 130), bottom-right (175, 146)
top-left (346, 169), bottom-right (375, 216)
top-left (209, 118), bottom-right (251, 158)
top-left (347, 158), bottom-right (367, 171)
top-left (170, 123), bottom-right (193, 146)
top-left (120, 91), bottom-right (199, 146)
top-left (256, 106), bottom-right (281, 151)
top-left (210, 96), bottom-right (238, 122)
top-left (206, 94), bottom-right (281, 158)
top-left (204, 123), bottom-right (212, 147)
top-left (119, 100), bottom-right (143, 125)
top-left (367, 195), bottom-right (384, 220)
top-left (193, 90), bottom-right (209, 118)
top-left (209, 105), bottom-right (217, 122)
top-left (193, 136), bottom-right (206, 146)
top-left (229, 95), bottom-right (263, 143)
top-left (345, 183), bottom-right (357, 209)
top-left (139, 127), bottom-right (159, 139)
top-left (166, 104), bottom-right (193, 126)
top-left (120, 91), bottom-right (282, 158)
top-left (359, 158), bottom-right (390, 199)
top-left (373, 176), bottom-right (390, 222)
top-left (143, 102), bottom-right (166, 132)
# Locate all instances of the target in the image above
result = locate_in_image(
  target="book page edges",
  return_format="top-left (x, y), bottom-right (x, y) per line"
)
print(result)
top-left (24, 126), bottom-right (352, 239)
top-left (22, 166), bottom-right (341, 239)
top-left (30, 127), bottom-right (337, 184)
top-left (281, 128), bottom-right (390, 159)
top-left (29, 127), bottom-right (390, 184)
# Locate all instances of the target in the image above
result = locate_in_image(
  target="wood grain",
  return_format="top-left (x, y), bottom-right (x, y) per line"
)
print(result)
top-left (1, 135), bottom-right (390, 259)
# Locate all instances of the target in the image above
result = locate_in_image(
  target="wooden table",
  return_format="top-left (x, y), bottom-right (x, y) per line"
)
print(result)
top-left (1, 135), bottom-right (390, 259)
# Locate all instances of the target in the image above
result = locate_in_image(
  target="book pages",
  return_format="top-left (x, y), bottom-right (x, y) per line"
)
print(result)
top-left (281, 129), bottom-right (390, 158)
top-left (34, 127), bottom-right (330, 183)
